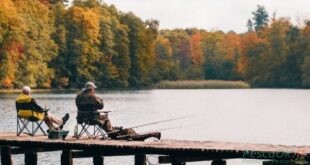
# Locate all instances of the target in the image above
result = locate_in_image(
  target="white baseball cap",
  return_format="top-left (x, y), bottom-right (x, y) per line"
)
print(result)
top-left (22, 86), bottom-right (31, 94)
top-left (84, 82), bottom-right (97, 90)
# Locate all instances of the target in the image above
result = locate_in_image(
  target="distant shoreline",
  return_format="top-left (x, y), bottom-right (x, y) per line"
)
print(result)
top-left (156, 80), bottom-right (250, 89)
top-left (0, 80), bottom-right (249, 93)
top-left (2, 80), bottom-right (310, 93)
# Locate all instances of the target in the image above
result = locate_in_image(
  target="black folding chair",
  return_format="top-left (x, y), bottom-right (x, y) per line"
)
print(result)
top-left (75, 105), bottom-right (110, 139)
top-left (16, 103), bottom-right (48, 136)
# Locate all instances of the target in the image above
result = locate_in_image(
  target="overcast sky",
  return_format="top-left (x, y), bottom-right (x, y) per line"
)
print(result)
top-left (102, 0), bottom-right (310, 33)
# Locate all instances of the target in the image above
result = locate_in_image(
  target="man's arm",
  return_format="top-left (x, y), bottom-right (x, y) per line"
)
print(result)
top-left (31, 98), bottom-right (44, 111)
top-left (93, 96), bottom-right (104, 110)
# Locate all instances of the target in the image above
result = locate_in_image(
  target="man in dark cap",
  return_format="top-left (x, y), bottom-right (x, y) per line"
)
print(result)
top-left (75, 82), bottom-right (120, 132)
top-left (75, 82), bottom-right (161, 141)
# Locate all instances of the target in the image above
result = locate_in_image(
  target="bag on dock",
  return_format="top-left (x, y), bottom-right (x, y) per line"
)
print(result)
top-left (108, 128), bottom-right (161, 141)
top-left (48, 129), bottom-right (69, 140)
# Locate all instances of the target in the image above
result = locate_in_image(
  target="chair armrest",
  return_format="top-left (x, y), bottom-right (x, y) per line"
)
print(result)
top-left (96, 110), bottom-right (112, 114)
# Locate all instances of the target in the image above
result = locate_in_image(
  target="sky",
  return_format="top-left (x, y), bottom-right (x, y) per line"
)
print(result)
top-left (101, 0), bottom-right (310, 33)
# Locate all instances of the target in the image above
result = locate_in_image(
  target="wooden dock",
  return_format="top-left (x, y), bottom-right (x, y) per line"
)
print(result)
top-left (0, 132), bottom-right (310, 165)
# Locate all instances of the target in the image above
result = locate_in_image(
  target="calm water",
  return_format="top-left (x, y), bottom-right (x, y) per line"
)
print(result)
top-left (1, 89), bottom-right (310, 165)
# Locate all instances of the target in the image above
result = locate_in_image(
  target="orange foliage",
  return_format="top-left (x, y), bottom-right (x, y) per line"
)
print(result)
top-left (189, 33), bottom-right (204, 65)
top-left (222, 33), bottom-right (241, 60)
top-left (237, 32), bottom-right (264, 74)
top-left (1, 41), bottom-right (24, 87)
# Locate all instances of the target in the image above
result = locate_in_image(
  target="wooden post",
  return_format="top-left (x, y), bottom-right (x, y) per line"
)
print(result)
top-left (135, 154), bottom-right (146, 165)
top-left (93, 156), bottom-right (104, 165)
top-left (1, 146), bottom-right (12, 165)
top-left (61, 150), bottom-right (72, 165)
top-left (211, 159), bottom-right (226, 165)
top-left (25, 152), bottom-right (38, 165)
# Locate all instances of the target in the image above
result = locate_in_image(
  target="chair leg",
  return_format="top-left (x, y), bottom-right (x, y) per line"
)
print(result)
top-left (77, 124), bottom-right (91, 138)
top-left (17, 118), bottom-right (31, 136)
top-left (76, 123), bottom-right (108, 139)
top-left (34, 121), bottom-right (46, 136)
top-left (17, 117), bottom-right (47, 136)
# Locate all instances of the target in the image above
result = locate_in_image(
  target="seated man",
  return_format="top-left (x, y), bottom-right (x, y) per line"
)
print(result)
top-left (16, 86), bottom-right (69, 131)
top-left (75, 82), bottom-right (121, 133)
top-left (75, 82), bottom-right (161, 141)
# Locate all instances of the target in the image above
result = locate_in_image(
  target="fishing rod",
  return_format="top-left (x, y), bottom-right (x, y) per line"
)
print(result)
top-left (138, 124), bottom-right (196, 134)
top-left (129, 115), bottom-right (192, 129)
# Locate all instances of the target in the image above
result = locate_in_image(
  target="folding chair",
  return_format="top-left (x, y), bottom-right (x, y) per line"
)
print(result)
top-left (75, 104), bottom-right (109, 139)
top-left (16, 102), bottom-right (48, 136)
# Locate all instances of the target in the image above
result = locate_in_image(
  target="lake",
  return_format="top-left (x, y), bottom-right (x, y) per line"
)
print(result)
top-left (1, 89), bottom-right (310, 165)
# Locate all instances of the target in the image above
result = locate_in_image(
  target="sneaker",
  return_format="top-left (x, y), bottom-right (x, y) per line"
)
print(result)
top-left (155, 132), bottom-right (161, 140)
top-left (59, 113), bottom-right (69, 129)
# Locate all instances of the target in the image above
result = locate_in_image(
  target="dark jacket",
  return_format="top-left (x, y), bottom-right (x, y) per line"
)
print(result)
top-left (75, 89), bottom-right (104, 121)
top-left (16, 93), bottom-right (44, 112)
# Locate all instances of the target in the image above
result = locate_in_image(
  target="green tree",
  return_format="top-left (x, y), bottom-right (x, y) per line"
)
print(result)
top-left (301, 56), bottom-right (310, 87)
top-left (50, 1), bottom-right (70, 88)
top-left (252, 5), bottom-right (269, 31)
top-left (120, 12), bottom-right (158, 87)
top-left (246, 19), bottom-right (254, 32)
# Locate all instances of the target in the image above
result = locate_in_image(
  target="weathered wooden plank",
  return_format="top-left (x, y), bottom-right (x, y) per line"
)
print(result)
top-left (25, 152), bottom-right (37, 165)
top-left (0, 132), bottom-right (310, 162)
top-left (1, 146), bottom-right (12, 165)
top-left (71, 150), bottom-right (132, 158)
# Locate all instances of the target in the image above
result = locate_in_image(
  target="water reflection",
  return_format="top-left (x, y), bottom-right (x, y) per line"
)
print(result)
top-left (1, 89), bottom-right (310, 165)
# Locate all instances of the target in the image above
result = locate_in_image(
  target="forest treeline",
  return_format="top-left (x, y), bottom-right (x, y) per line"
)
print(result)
top-left (0, 0), bottom-right (309, 89)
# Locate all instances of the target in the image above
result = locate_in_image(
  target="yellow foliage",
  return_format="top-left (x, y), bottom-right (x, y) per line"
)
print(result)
top-left (71, 7), bottom-right (100, 43)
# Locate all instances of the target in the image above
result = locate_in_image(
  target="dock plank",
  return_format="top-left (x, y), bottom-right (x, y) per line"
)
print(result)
top-left (0, 132), bottom-right (309, 161)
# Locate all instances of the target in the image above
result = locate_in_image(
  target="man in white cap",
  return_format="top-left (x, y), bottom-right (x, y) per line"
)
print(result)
top-left (75, 82), bottom-right (121, 132)
top-left (16, 86), bottom-right (69, 131)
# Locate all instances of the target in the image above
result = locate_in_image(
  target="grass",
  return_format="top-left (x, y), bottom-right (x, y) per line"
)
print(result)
top-left (156, 80), bottom-right (250, 89)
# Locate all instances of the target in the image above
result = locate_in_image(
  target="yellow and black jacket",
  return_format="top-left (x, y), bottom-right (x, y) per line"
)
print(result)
top-left (15, 93), bottom-right (45, 120)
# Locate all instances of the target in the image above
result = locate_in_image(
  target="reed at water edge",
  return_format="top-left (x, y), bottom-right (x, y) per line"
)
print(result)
top-left (156, 80), bottom-right (250, 89)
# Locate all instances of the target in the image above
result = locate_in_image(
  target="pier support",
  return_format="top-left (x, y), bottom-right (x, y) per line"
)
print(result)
top-left (61, 150), bottom-right (72, 165)
top-left (211, 159), bottom-right (226, 165)
top-left (1, 146), bottom-right (12, 165)
top-left (25, 152), bottom-right (37, 165)
top-left (135, 154), bottom-right (146, 165)
top-left (93, 156), bottom-right (104, 165)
